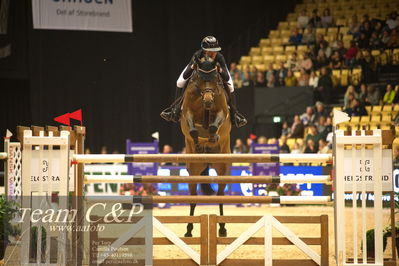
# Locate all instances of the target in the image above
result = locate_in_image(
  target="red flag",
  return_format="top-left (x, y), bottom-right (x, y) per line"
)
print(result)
top-left (69, 109), bottom-right (82, 125)
top-left (54, 113), bottom-right (70, 126)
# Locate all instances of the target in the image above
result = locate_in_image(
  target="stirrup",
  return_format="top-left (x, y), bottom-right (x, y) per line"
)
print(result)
top-left (234, 113), bottom-right (247, 128)
top-left (160, 107), bottom-right (173, 121)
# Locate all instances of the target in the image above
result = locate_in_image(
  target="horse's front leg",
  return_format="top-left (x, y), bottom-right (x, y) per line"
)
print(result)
top-left (208, 111), bottom-right (224, 143)
top-left (186, 111), bottom-right (203, 153)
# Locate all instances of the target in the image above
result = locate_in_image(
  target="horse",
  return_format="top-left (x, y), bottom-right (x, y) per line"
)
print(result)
top-left (180, 56), bottom-right (231, 237)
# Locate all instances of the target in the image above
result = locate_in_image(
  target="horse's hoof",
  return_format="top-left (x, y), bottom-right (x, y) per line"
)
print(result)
top-left (184, 232), bottom-right (193, 237)
top-left (218, 228), bottom-right (227, 237)
top-left (209, 125), bottom-right (218, 135)
top-left (195, 146), bottom-right (204, 153)
top-left (190, 129), bottom-right (199, 139)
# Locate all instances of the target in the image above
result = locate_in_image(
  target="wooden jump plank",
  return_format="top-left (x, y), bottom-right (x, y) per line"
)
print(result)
top-left (219, 259), bottom-right (319, 266)
top-left (217, 237), bottom-right (321, 245)
top-left (216, 216), bottom-right (322, 223)
top-left (73, 153), bottom-right (332, 164)
top-left (94, 237), bottom-right (201, 245)
top-left (153, 259), bottom-right (199, 266)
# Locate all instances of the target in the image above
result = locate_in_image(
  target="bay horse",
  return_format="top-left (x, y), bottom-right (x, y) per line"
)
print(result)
top-left (180, 56), bottom-right (231, 237)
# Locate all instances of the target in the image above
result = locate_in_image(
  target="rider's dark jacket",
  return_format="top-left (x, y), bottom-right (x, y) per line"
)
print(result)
top-left (183, 49), bottom-right (230, 82)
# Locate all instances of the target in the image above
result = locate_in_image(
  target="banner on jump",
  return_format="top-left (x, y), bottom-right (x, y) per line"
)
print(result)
top-left (30, 150), bottom-right (75, 190)
top-left (343, 148), bottom-right (393, 191)
top-left (32, 0), bottom-right (133, 32)
top-left (126, 140), bottom-right (159, 176)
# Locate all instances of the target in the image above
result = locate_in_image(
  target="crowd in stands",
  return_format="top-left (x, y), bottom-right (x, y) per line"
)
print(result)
top-left (231, 101), bottom-right (334, 155)
top-left (231, 9), bottom-right (399, 98)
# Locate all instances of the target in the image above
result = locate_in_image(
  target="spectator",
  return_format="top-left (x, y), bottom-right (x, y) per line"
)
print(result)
top-left (348, 15), bottom-right (361, 37)
top-left (291, 142), bottom-right (303, 154)
top-left (100, 146), bottom-right (108, 154)
top-left (279, 135), bottom-right (291, 153)
top-left (287, 52), bottom-right (299, 71)
top-left (381, 30), bottom-right (391, 48)
top-left (304, 139), bottom-right (318, 153)
top-left (318, 139), bottom-right (329, 154)
top-left (84, 148), bottom-right (91, 154)
top-left (345, 98), bottom-right (368, 117)
top-left (314, 34), bottom-right (327, 56)
top-left (265, 63), bottom-right (276, 87)
top-left (387, 29), bottom-right (399, 48)
top-left (246, 136), bottom-right (255, 151)
top-left (255, 71), bottom-right (266, 87)
top-left (314, 101), bottom-right (329, 121)
top-left (281, 121), bottom-right (291, 137)
top-left (267, 73), bottom-right (276, 88)
top-left (309, 9), bottom-right (321, 28)
top-left (298, 68), bottom-right (310, 86)
top-left (289, 115), bottom-right (305, 138)
top-left (315, 116), bottom-right (327, 134)
top-left (358, 83), bottom-right (368, 105)
top-left (366, 85), bottom-right (381, 105)
top-left (344, 41), bottom-right (359, 68)
top-left (358, 49), bottom-right (376, 83)
top-left (357, 32), bottom-right (370, 49)
top-left (309, 70), bottom-right (319, 88)
top-left (233, 138), bottom-right (248, 153)
top-left (297, 9), bottom-right (309, 29)
top-left (284, 69), bottom-right (298, 87)
top-left (344, 85), bottom-right (358, 109)
top-left (316, 66), bottom-right (333, 104)
top-left (305, 124), bottom-right (321, 149)
top-left (161, 144), bottom-right (174, 166)
top-left (250, 65), bottom-right (258, 81)
top-left (393, 85), bottom-right (399, 104)
top-left (229, 62), bottom-right (242, 80)
top-left (329, 33), bottom-right (342, 51)
top-left (369, 31), bottom-right (383, 49)
top-left (386, 12), bottom-right (398, 30)
top-left (302, 27), bottom-right (316, 45)
top-left (318, 41), bottom-right (332, 58)
top-left (359, 21), bottom-right (373, 39)
top-left (289, 28), bottom-right (303, 45)
top-left (383, 84), bottom-right (396, 105)
top-left (300, 106), bottom-right (316, 126)
top-left (321, 8), bottom-right (334, 28)
top-left (335, 40), bottom-right (347, 58)
top-left (315, 50), bottom-right (330, 69)
top-left (275, 62), bottom-right (288, 86)
top-left (242, 71), bottom-right (254, 88)
top-left (233, 71), bottom-right (243, 89)
top-left (329, 50), bottom-right (342, 69)
top-left (299, 52), bottom-right (313, 72)
top-left (257, 136), bottom-right (268, 144)
top-left (321, 117), bottom-right (333, 140)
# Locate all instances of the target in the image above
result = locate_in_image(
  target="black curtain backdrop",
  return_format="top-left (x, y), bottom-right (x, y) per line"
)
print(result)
top-left (0, 0), bottom-right (299, 154)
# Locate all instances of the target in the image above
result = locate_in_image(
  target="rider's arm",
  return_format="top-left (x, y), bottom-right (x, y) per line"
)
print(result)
top-left (216, 53), bottom-right (230, 81)
top-left (183, 50), bottom-right (202, 80)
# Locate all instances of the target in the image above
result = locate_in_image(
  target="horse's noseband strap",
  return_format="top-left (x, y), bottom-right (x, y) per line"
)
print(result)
top-left (198, 67), bottom-right (217, 74)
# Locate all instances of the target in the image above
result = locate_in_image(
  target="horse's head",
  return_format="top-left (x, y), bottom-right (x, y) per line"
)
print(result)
top-left (194, 56), bottom-right (221, 110)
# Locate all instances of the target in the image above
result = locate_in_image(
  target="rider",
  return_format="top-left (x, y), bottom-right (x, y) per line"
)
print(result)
top-left (160, 36), bottom-right (247, 128)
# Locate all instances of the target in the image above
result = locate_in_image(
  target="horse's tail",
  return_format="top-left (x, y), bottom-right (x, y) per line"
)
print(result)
top-left (199, 166), bottom-right (214, 195)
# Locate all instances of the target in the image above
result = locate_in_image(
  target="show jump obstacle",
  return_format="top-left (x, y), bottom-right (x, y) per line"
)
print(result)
top-left (1, 122), bottom-right (397, 266)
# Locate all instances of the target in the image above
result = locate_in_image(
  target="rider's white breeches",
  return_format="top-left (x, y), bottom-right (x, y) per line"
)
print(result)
top-left (176, 65), bottom-right (235, 93)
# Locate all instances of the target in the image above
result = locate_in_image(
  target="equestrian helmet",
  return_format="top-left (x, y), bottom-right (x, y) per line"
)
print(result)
top-left (201, 36), bottom-right (221, 52)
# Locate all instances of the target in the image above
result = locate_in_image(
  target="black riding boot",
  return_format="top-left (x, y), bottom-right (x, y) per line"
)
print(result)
top-left (228, 91), bottom-right (247, 128)
top-left (160, 87), bottom-right (183, 123)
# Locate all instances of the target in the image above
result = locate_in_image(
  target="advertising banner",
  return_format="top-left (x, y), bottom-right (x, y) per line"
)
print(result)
top-left (32, 0), bottom-right (133, 32)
